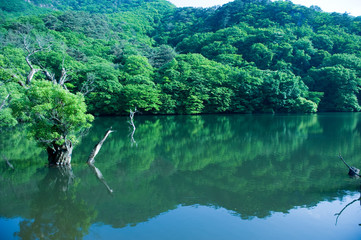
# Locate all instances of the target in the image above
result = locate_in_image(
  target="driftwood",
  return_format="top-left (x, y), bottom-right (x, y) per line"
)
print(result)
top-left (338, 154), bottom-right (361, 177)
top-left (87, 128), bottom-right (114, 164)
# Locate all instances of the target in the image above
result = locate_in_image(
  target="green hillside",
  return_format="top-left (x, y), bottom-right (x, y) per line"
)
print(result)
top-left (1, 0), bottom-right (361, 121)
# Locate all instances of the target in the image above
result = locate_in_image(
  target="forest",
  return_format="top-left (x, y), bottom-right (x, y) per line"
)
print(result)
top-left (1, 0), bottom-right (361, 124)
top-left (1, 1), bottom-right (361, 236)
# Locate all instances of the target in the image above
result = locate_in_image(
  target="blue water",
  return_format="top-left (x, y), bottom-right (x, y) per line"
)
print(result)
top-left (84, 193), bottom-right (361, 240)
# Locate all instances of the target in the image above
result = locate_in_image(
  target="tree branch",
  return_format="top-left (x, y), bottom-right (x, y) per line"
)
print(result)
top-left (80, 73), bottom-right (96, 96)
top-left (2, 155), bottom-right (14, 170)
top-left (128, 107), bottom-right (138, 146)
top-left (338, 154), bottom-right (361, 177)
top-left (87, 128), bottom-right (114, 164)
top-left (0, 93), bottom-right (10, 111)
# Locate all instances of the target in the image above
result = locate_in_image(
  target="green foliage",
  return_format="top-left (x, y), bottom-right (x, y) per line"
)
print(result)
top-left (122, 84), bottom-right (161, 112)
top-left (157, 54), bottom-right (237, 114)
top-left (11, 80), bottom-right (94, 147)
top-left (309, 66), bottom-right (361, 111)
top-left (0, 65), bottom-right (23, 127)
top-left (1, 0), bottom-right (361, 115)
top-left (83, 59), bottom-right (123, 115)
top-left (248, 43), bottom-right (274, 69)
top-left (123, 55), bottom-right (153, 78)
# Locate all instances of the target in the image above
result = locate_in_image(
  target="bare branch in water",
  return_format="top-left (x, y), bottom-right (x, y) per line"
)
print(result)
top-left (338, 153), bottom-right (361, 177)
top-left (2, 155), bottom-right (14, 170)
top-left (128, 107), bottom-right (138, 146)
top-left (87, 128), bottom-right (114, 164)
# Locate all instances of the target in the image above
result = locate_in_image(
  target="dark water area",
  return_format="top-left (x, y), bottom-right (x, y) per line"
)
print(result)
top-left (1, 113), bottom-right (361, 239)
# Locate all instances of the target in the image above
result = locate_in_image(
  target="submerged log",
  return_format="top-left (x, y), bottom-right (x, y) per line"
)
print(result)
top-left (339, 154), bottom-right (361, 177)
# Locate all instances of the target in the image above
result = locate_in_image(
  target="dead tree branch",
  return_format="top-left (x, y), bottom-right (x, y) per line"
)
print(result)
top-left (338, 154), bottom-right (361, 177)
top-left (2, 155), bottom-right (14, 170)
top-left (80, 73), bottom-right (96, 96)
top-left (23, 34), bottom-right (51, 85)
top-left (4, 60), bottom-right (29, 88)
top-left (21, 32), bottom-right (70, 89)
top-left (128, 107), bottom-right (138, 146)
top-left (87, 128), bottom-right (114, 164)
top-left (86, 128), bottom-right (114, 193)
top-left (0, 93), bottom-right (10, 111)
top-left (40, 61), bottom-right (69, 89)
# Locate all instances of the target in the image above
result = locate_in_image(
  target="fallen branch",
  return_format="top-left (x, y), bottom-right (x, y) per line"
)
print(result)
top-left (87, 128), bottom-right (114, 164)
top-left (338, 154), bottom-right (361, 177)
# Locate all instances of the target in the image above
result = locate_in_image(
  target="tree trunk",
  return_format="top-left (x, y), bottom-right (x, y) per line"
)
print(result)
top-left (26, 68), bottom-right (40, 85)
top-left (47, 141), bottom-right (73, 165)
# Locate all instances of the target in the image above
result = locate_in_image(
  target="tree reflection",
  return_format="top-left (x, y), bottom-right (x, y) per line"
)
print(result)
top-left (335, 190), bottom-right (361, 226)
top-left (14, 167), bottom-right (96, 240)
top-left (2, 113), bottom-right (361, 233)
top-left (88, 163), bottom-right (113, 194)
top-left (75, 113), bottom-right (361, 224)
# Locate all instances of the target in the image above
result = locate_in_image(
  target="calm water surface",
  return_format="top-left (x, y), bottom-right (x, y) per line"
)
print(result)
top-left (1, 113), bottom-right (361, 239)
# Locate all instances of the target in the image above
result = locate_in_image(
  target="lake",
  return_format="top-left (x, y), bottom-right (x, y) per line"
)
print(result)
top-left (1, 113), bottom-right (361, 239)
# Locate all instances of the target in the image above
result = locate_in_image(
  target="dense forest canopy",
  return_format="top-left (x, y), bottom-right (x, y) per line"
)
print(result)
top-left (1, 0), bottom-right (361, 124)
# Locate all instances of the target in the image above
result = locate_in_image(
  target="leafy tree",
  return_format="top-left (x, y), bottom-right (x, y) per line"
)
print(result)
top-left (247, 43), bottom-right (274, 69)
top-left (0, 56), bottom-right (24, 127)
top-left (121, 84), bottom-right (162, 113)
top-left (11, 80), bottom-right (94, 164)
top-left (146, 44), bottom-right (176, 68)
top-left (309, 65), bottom-right (361, 111)
top-left (84, 59), bottom-right (123, 115)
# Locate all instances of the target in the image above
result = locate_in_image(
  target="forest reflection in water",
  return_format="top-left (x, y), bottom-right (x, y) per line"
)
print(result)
top-left (1, 113), bottom-right (361, 239)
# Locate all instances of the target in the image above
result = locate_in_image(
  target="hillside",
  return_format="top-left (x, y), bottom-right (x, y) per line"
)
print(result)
top-left (1, 0), bottom-right (361, 121)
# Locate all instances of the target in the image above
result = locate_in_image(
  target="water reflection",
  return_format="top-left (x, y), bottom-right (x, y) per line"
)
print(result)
top-left (1, 113), bottom-right (361, 238)
top-left (14, 167), bottom-right (96, 240)
top-left (88, 163), bottom-right (113, 194)
top-left (335, 190), bottom-right (361, 226)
